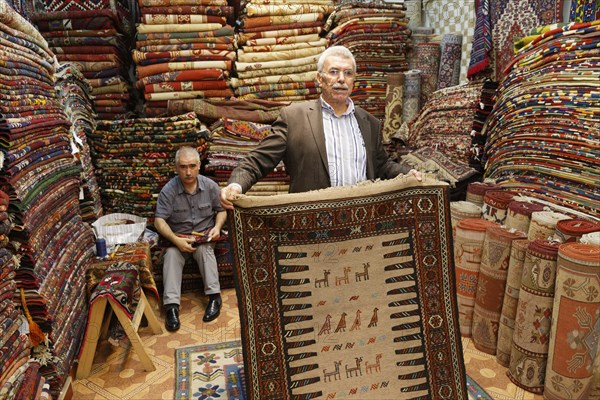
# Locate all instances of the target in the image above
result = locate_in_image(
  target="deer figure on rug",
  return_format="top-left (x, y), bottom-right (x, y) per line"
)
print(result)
top-left (350, 309), bottom-right (361, 331)
top-left (323, 360), bottom-right (342, 382)
top-left (368, 307), bottom-right (379, 327)
top-left (314, 270), bottom-right (331, 288)
top-left (345, 357), bottom-right (363, 378)
top-left (334, 312), bottom-right (347, 333)
top-left (355, 262), bottom-right (370, 282)
top-left (365, 353), bottom-right (382, 374)
top-left (318, 314), bottom-right (332, 336)
top-left (335, 266), bottom-right (351, 286)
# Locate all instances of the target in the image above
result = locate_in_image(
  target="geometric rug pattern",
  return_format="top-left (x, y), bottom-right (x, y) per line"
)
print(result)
top-left (175, 340), bottom-right (243, 400)
top-left (229, 177), bottom-right (467, 399)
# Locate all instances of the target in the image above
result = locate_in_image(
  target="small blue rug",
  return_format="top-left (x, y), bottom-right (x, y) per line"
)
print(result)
top-left (467, 374), bottom-right (494, 399)
top-left (224, 364), bottom-right (246, 400)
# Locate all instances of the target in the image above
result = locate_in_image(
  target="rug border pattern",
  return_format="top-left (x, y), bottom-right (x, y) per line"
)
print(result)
top-left (232, 185), bottom-right (466, 399)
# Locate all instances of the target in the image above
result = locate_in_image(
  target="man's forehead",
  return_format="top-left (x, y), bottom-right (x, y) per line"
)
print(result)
top-left (324, 56), bottom-right (353, 67)
top-left (177, 156), bottom-right (198, 166)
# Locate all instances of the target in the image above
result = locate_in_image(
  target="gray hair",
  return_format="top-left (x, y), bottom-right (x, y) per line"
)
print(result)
top-left (317, 46), bottom-right (356, 73)
top-left (175, 146), bottom-right (200, 165)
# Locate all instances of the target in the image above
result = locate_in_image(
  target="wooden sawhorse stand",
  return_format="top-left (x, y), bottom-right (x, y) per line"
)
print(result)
top-left (76, 290), bottom-right (163, 379)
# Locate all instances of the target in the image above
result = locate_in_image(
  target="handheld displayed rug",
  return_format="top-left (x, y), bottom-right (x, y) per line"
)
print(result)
top-left (229, 176), bottom-right (467, 399)
top-left (175, 340), bottom-right (244, 400)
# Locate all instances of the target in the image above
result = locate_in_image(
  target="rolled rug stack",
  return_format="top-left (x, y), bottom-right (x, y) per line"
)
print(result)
top-left (527, 211), bottom-right (570, 241)
top-left (496, 239), bottom-right (530, 367)
top-left (453, 218), bottom-right (499, 337)
top-left (553, 218), bottom-right (600, 243)
top-left (471, 226), bottom-right (527, 354)
top-left (481, 190), bottom-right (517, 225)
top-left (544, 243), bottom-right (600, 400)
top-left (508, 240), bottom-right (561, 394)
top-left (504, 200), bottom-right (545, 234)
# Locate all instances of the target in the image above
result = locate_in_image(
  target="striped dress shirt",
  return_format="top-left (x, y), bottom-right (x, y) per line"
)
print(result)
top-left (321, 98), bottom-right (367, 187)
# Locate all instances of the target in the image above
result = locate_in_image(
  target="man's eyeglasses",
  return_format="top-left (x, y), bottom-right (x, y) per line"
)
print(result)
top-left (321, 68), bottom-right (355, 79)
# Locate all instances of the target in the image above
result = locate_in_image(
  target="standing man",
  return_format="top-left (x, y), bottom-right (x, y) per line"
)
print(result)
top-left (220, 45), bottom-right (420, 208)
top-left (155, 146), bottom-right (226, 331)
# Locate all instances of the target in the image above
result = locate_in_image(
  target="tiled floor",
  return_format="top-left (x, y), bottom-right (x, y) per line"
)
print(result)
top-left (72, 288), bottom-right (542, 400)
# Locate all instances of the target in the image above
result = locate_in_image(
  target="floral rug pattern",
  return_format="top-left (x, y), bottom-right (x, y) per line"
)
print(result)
top-left (175, 340), bottom-right (243, 400)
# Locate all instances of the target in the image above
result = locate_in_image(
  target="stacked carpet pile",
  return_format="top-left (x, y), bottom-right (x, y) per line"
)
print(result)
top-left (409, 81), bottom-right (484, 165)
top-left (324, 1), bottom-right (410, 120)
top-left (0, 190), bottom-right (48, 399)
top-left (398, 146), bottom-right (479, 200)
top-left (168, 97), bottom-right (290, 127)
top-left (87, 112), bottom-right (209, 220)
top-left (55, 62), bottom-right (104, 223)
top-left (206, 117), bottom-right (289, 196)
top-left (30, 0), bottom-right (135, 120)
top-left (483, 21), bottom-right (600, 219)
top-left (232, 0), bottom-right (333, 102)
top-left (0, 2), bottom-right (96, 395)
top-left (467, 0), bottom-right (563, 82)
top-left (133, 0), bottom-right (236, 117)
top-left (468, 79), bottom-right (498, 172)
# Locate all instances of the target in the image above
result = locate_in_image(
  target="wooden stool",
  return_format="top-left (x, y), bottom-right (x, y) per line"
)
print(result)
top-left (76, 289), bottom-right (163, 379)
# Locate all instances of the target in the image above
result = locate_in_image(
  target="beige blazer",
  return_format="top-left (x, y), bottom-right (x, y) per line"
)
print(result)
top-left (229, 99), bottom-right (410, 193)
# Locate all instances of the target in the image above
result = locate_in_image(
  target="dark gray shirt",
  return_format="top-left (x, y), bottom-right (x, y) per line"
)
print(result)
top-left (155, 175), bottom-right (223, 234)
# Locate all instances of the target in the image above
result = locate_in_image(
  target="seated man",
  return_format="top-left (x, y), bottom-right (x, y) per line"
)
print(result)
top-left (154, 146), bottom-right (227, 331)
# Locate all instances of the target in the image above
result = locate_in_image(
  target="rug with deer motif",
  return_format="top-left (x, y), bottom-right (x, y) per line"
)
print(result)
top-left (228, 176), bottom-right (467, 399)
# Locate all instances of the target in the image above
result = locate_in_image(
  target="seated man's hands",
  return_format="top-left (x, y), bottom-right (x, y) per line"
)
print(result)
top-left (174, 235), bottom-right (196, 253)
top-left (220, 184), bottom-right (242, 210)
top-left (207, 226), bottom-right (221, 241)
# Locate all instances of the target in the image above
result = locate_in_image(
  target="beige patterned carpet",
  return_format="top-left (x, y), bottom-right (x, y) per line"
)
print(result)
top-left (72, 288), bottom-right (542, 400)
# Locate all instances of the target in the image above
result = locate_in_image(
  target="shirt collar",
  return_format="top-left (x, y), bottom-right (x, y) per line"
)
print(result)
top-left (176, 175), bottom-right (204, 194)
top-left (320, 96), bottom-right (355, 116)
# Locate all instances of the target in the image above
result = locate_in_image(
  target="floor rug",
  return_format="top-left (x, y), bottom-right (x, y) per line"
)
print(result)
top-left (175, 340), bottom-right (244, 400)
top-left (467, 374), bottom-right (494, 399)
top-left (229, 176), bottom-right (467, 399)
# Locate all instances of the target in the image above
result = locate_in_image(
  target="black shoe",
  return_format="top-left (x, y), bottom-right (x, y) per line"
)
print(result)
top-left (164, 305), bottom-right (180, 331)
top-left (203, 294), bottom-right (222, 322)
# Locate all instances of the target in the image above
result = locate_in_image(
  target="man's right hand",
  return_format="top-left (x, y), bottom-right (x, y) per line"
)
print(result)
top-left (175, 235), bottom-right (196, 253)
top-left (220, 184), bottom-right (242, 210)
